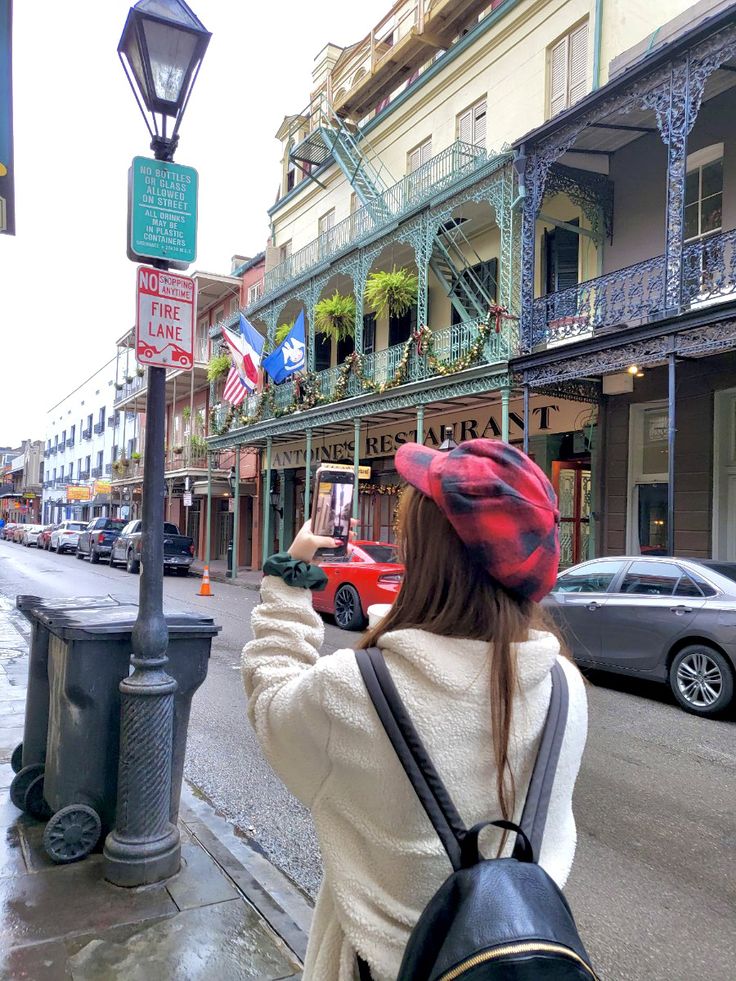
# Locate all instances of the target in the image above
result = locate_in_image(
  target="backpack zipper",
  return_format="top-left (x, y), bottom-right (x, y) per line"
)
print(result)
top-left (437, 941), bottom-right (599, 980)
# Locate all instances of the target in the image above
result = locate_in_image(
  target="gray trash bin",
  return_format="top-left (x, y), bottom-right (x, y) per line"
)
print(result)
top-left (9, 595), bottom-right (124, 819)
top-left (38, 606), bottom-right (220, 864)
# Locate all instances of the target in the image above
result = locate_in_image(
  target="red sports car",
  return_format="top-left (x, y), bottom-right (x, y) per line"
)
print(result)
top-left (313, 540), bottom-right (403, 631)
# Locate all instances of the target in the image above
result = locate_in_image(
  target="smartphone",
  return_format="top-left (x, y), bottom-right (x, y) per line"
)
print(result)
top-left (310, 466), bottom-right (354, 558)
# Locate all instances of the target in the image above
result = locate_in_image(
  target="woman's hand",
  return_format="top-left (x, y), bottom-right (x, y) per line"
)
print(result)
top-left (288, 520), bottom-right (342, 564)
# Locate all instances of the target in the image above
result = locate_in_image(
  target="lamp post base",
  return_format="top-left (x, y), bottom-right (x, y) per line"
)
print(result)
top-left (103, 824), bottom-right (180, 887)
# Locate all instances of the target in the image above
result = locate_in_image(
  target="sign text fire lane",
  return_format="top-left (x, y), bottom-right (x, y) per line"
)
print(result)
top-left (136, 266), bottom-right (196, 371)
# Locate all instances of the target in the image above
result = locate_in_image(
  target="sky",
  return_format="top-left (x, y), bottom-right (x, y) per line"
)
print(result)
top-left (0, 0), bottom-right (389, 447)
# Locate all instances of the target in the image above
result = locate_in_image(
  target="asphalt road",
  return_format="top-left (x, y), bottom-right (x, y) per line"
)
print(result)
top-left (1, 539), bottom-right (734, 981)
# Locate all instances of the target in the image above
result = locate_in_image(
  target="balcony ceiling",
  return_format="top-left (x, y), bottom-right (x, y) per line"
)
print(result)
top-left (560, 62), bottom-right (736, 162)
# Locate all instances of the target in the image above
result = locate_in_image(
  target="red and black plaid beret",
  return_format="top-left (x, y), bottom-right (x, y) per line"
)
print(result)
top-left (394, 439), bottom-right (560, 602)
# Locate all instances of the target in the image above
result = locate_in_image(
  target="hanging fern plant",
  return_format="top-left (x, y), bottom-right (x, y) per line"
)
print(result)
top-left (364, 266), bottom-right (418, 319)
top-left (207, 352), bottom-right (231, 382)
top-left (314, 292), bottom-right (356, 342)
top-left (274, 320), bottom-right (294, 347)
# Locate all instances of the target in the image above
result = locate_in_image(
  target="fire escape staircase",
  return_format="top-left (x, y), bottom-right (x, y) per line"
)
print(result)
top-left (288, 97), bottom-right (496, 323)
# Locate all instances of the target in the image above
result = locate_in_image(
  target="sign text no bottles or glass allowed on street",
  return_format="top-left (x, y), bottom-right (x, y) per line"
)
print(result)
top-left (129, 156), bottom-right (198, 265)
top-left (136, 266), bottom-right (196, 371)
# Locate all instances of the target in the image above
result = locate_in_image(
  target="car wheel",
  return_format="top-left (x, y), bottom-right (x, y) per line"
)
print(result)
top-left (669, 645), bottom-right (734, 716)
top-left (126, 551), bottom-right (140, 575)
top-left (76, 547), bottom-right (85, 560)
top-left (334, 584), bottom-right (365, 631)
top-left (90, 548), bottom-right (100, 565)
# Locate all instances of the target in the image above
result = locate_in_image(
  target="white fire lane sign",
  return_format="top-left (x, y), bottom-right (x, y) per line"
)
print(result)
top-left (135, 266), bottom-right (196, 370)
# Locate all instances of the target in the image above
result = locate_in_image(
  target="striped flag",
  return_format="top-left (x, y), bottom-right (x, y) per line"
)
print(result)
top-left (223, 365), bottom-right (248, 406)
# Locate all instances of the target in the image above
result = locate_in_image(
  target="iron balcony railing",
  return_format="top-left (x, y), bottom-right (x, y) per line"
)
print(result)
top-left (214, 317), bottom-right (516, 431)
top-left (66, 438), bottom-right (74, 448)
top-left (262, 141), bottom-right (490, 298)
top-left (530, 227), bottom-right (736, 347)
top-left (81, 427), bottom-right (93, 441)
top-left (93, 422), bottom-right (104, 435)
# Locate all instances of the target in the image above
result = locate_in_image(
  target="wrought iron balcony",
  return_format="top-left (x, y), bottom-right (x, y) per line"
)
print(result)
top-left (66, 438), bottom-right (74, 448)
top-left (215, 316), bottom-right (516, 431)
top-left (529, 228), bottom-right (736, 348)
top-left (81, 427), bottom-right (93, 441)
top-left (91, 467), bottom-right (101, 479)
top-left (78, 471), bottom-right (90, 480)
top-left (105, 463), bottom-right (112, 475)
top-left (49, 446), bottom-right (57, 456)
top-left (93, 422), bottom-right (104, 435)
top-left (262, 141), bottom-right (490, 298)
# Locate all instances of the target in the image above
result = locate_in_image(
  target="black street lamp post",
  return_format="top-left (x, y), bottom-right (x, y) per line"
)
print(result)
top-left (104, 0), bottom-right (210, 888)
top-left (227, 466), bottom-right (236, 578)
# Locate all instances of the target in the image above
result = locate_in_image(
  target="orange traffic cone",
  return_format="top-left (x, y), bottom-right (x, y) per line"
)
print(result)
top-left (198, 565), bottom-right (213, 597)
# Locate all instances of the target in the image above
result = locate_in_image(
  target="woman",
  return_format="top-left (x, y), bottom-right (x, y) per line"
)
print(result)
top-left (242, 439), bottom-right (588, 981)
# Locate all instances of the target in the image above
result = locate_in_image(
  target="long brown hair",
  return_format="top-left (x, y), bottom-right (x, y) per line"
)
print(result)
top-left (360, 486), bottom-right (557, 834)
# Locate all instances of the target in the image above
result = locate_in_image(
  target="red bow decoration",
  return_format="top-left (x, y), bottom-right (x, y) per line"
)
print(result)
top-left (488, 304), bottom-right (520, 333)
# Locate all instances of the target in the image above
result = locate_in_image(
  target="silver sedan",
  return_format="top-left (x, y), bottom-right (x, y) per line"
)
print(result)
top-left (543, 556), bottom-right (736, 717)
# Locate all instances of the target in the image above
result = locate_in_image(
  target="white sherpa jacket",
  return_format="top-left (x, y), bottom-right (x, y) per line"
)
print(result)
top-left (242, 577), bottom-right (588, 981)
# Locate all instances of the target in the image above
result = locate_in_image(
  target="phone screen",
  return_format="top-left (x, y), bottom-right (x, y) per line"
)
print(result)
top-left (311, 470), bottom-right (353, 555)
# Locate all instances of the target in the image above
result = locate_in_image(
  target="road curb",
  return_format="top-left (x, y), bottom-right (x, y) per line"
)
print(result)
top-left (189, 568), bottom-right (262, 592)
top-left (179, 782), bottom-right (313, 964)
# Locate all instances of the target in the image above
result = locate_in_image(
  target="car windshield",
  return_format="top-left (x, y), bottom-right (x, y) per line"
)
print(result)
top-left (359, 544), bottom-right (399, 563)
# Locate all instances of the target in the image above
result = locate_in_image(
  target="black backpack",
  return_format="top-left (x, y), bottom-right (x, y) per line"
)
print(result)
top-left (354, 647), bottom-right (597, 981)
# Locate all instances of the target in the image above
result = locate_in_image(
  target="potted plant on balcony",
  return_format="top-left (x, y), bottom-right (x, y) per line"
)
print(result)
top-left (136, 366), bottom-right (144, 378)
top-left (125, 374), bottom-right (134, 384)
top-left (190, 434), bottom-right (207, 458)
top-left (131, 451), bottom-right (141, 462)
top-left (172, 445), bottom-right (184, 456)
top-left (207, 352), bottom-right (230, 382)
top-left (115, 381), bottom-right (124, 391)
top-left (364, 266), bottom-right (418, 318)
top-left (314, 292), bottom-right (356, 342)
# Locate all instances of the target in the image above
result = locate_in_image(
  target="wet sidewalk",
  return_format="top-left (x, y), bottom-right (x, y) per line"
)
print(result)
top-left (0, 597), bottom-right (312, 980)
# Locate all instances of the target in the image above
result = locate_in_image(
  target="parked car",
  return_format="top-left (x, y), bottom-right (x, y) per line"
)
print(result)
top-left (0, 523), bottom-right (17, 541)
top-left (12, 524), bottom-right (28, 543)
top-left (110, 520), bottom-right (195, 575)
top-left (22, 524), bottom-right (46, 546)
top-left (37, 525), bottom-right (57, 550)
top-left (76, 517), bottom-right (127, 564)
top-left (312, 541), bottom-right (403, 631)
top-left (49, 520), bottom-right (88, 555)
top-left (543, 556), bottom-right (736, 717)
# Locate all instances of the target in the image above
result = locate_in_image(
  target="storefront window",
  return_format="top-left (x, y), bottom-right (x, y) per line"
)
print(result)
top-left (637, 483), bottom-right (668, 555)
top-left (628, 402), bottom-right (669, 554)
top-left (642, 407), bottom-right (668, 476)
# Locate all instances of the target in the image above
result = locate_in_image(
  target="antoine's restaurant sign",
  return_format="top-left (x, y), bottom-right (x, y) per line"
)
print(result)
top-left (271, 397), bottom-right (596, 470)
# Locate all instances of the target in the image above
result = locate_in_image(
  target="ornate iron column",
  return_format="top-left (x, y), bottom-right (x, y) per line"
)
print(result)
top-left (261, 437), bottom-right (272, 567)
top-left (304, 429), bottom-right (312, 520)
top-left (353, 419), bottom-right (361, 523)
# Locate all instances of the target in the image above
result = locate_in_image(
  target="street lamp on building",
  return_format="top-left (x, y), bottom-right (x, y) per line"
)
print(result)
top-left (104, 0), bottom-right (210, 889)
top-left (439, 425), bottom-right (458, 452)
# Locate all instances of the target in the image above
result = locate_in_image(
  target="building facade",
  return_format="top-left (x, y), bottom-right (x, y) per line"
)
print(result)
top-left (514, 0), bottom-right (736, 565)
top-left (0, 440), bottom-right (43, 524)
top-left (42, 360), bottom-right (118, 524)
top-left (207, 0), bottom-right (693, 564)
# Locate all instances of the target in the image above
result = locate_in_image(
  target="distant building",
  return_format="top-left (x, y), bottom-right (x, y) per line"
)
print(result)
top-left (0, 440), bottom-right (43, 523)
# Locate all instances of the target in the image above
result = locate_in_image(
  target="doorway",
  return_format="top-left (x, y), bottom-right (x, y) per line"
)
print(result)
top-left (552, 460), bottom-right (591, 567)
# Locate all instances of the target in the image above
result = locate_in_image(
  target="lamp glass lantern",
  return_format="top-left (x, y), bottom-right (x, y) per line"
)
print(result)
top-left (227, 466), bottom-right (236, 496)
top-left (118, 0), bottom-right (211, 153)
top-left (439, 425), bottom-right (458, 452)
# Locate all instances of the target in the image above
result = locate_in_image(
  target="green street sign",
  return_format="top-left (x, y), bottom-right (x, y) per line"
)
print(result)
top-left (129, 156), bottom-right (198, 265)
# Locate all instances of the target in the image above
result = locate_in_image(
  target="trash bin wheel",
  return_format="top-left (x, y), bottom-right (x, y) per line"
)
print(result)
top-left (11, 742), bottom-right (23, 773)
top-left (43, 805), bottom-right (102, 864)
top-left (24, 773), bottom-right (52, 821)
top-left (10, 763), bottom-right (45, 812)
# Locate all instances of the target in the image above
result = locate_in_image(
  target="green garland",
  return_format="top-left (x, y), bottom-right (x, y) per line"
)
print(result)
top-left (208, 316), bottom-right (496, 437)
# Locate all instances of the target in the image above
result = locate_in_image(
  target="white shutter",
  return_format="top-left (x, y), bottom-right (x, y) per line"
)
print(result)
top-left (473, 101), bottom-right (486, 149)
top-left (549, 36), bottom-right (568, 116)
top-left (408, 146), bottom-right (421, 173)
top-left (569, 23), bottom-right (588, 105)
top-left (420, 139), bottom-right (432, 165)
top-left (458, 109), bottom-right (472, 144)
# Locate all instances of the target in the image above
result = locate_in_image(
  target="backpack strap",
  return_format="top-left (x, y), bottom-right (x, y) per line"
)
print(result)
top-left (356, 648), bottom-right (570, 867)
top-left (514, 659), bottom-right (569, 862)
top-left (355, 647), bottom-right (466, 871)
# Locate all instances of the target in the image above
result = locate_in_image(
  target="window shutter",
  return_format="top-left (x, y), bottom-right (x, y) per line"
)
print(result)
top-left (550, 37), bottom-right (568, 116)
top-left (458, 109), bottom-right (472, 144)
top-left (473, 101), bottom-right (486, 149)
top-left (408, 147), bottom-right (421, 173)
top-left (420, 139), bottom-right (432, 165)
top-left (569, 23), bottom-right (588, 105)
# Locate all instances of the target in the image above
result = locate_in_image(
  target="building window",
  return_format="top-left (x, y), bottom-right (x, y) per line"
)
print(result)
top-left (68, 463), bottom-right (73, 480)
top-left (685, 144), bottom-right (723, 241)
top-left (61, 429), bottom-right (66, 445)
top-left (247, 281), bottom-right (263, 306)
top-left (350, 192), bottom-right (358, 215)
top-left (363, 313), bottom-right (376, 355)
top-left (84, 455), bottom-right (91, 475)
top-left (69, 425), bottom-right (75, 445)
top-left (628, 402), bottom-right (669, 555)
top-left (279, 240), bottom-right (292, 264)
top-left (408, 138), bottom-right (432, 173)
top-left (548, 21), bottom-right (588, 117)
top-left (318, 209), bottom-right (335, 237)
top-left (97, 450), bottom-right (104, 471)
top-left (457, 99), bottom-right (486, 149)
top-left (59, 465), bottom-right (64, 480)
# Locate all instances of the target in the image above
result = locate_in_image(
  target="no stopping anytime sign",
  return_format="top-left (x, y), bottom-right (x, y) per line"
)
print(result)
top-left (135, 266), bottom-right (196, 370)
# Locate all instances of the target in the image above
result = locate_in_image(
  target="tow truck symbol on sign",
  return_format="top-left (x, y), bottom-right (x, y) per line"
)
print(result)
top-left (137, 342), bottom-right (193, 369)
